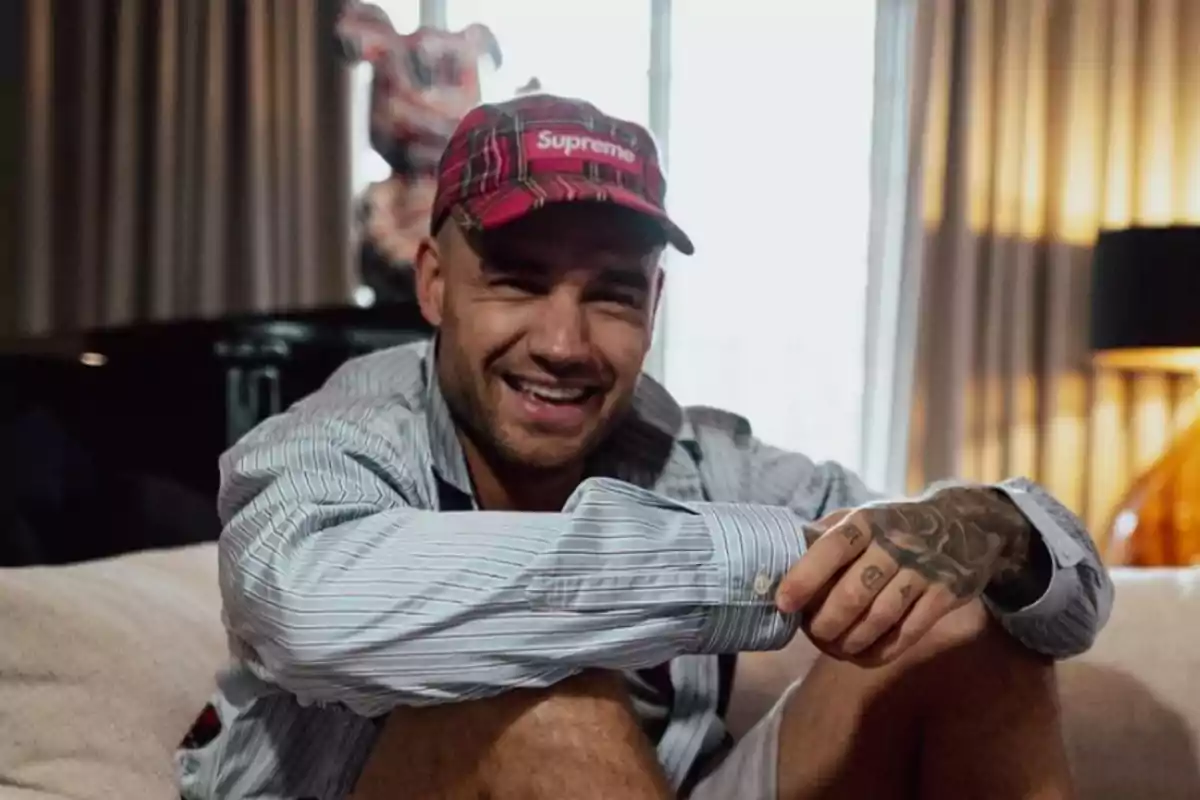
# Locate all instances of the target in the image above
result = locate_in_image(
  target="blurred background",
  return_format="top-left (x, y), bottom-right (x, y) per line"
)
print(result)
top-left (6, 0), bottom-right (1200, 570)
top-left (7, 7), bottom-right (1200, 798)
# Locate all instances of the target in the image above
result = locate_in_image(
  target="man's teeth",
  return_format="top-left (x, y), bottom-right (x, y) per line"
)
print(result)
top-left (515, 380), bottom-right (588, 403)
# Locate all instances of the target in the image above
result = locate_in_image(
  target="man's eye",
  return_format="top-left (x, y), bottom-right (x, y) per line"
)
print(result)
top-left (593, 291), bottom-right (643, 308)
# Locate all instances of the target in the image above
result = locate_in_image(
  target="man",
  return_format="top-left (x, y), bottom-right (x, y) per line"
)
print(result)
top-left (177, 94), bottom-right (1113, 799)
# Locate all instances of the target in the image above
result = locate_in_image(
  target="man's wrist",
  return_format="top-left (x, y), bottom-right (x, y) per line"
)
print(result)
top-left (926, 486), bottom-right (1050, 609)
top-left (985, 530), bottom-right (1052, 610)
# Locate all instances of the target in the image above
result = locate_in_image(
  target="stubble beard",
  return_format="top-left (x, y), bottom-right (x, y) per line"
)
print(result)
top-left (439, 355), bottom-right (584, 477)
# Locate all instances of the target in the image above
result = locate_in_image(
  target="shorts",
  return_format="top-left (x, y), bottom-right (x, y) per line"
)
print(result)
top-left (689, 681), bottom-right (799, 800)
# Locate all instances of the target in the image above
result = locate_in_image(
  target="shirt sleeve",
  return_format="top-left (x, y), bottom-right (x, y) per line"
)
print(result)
top-left (738, 438), bottom-right (1114, 659)
top-left (217, 397), bottom-right (806, 718)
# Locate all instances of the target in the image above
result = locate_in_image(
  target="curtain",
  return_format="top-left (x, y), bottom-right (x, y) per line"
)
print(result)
top-left (865, 0), bottom-right (1200, 540)
top-left (10, 0), bottom-right (354, 339)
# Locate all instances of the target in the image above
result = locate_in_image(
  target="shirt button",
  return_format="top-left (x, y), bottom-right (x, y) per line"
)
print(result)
top-left (752, 572), bottom-right (774, 598)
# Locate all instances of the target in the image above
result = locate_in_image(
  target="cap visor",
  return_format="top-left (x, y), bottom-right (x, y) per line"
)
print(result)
top-left (459, 174), bottom-right (694, 255)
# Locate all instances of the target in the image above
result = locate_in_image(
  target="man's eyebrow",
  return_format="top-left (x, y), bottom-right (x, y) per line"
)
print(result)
top-left (479, 252), bottom-right (550, 274)
top-left (598, 268), bottom-right (652, 293)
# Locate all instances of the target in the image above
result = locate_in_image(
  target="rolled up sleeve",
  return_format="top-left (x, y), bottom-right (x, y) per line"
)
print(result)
top-left (219, 403), bottom-right (808, 717)
top-left (740, 436), bottom-right (1114, 660)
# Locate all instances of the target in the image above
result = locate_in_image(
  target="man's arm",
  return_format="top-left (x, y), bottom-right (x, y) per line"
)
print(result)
top-left (738, 437), bottom-right (1113, 658)
top-left (217, 394), bottom-right (807, 718)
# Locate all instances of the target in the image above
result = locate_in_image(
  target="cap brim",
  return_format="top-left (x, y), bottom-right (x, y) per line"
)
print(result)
top-left (457, 174), bottom-right (694, 256)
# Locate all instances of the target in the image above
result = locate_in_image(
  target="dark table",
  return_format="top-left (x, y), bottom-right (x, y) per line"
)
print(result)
top-left (0, 304), bottom-right (432, 566)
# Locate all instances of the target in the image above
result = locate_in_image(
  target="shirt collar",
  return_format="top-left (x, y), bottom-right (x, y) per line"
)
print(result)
top-left (422, 344), bottom-right (476, 495)
top-left (421, 342), bottom-right (699, 498)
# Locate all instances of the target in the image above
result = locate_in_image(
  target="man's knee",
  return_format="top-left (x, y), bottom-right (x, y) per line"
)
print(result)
top-left (792, 600), bottom-right (1055, 731)
top-left (352, 670), bottom-right (671, 800)
top-left (897, 599), bottom-right (1050, 673)
top-left (911, 605), bottom-right (1072, 797)
top-left (902, 600), bottom-right (991, 662)
top-left (772, 602), bottom-right (1064, 799)
top-left (882, 599), bottom-right (1061, 748)
top-left (930, 600), bottom-right (1052, 667)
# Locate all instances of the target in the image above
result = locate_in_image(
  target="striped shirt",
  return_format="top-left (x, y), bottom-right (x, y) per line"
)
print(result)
top-left (177, 340), bottom-right (1114, 799)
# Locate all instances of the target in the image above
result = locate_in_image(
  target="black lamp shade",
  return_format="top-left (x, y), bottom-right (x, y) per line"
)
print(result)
top-left (1090, 226), bottom-right (1200, 368)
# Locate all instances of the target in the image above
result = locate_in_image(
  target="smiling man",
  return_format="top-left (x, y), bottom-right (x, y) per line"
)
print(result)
top-left (177, 94), bottom-right (1113, 800)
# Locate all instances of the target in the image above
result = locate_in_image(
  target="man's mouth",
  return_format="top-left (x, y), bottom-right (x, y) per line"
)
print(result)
top-left (503, 375), bottom-right (599, 406)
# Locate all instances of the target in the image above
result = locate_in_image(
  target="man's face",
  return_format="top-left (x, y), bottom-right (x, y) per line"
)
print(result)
top-left (415, 203), bottom-right (665, 473)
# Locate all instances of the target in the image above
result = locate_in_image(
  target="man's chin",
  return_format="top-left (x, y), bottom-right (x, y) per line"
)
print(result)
top-left (492, 428), bottom-right (595, 473)
top-left (502, 441), bottom-right (589, 472)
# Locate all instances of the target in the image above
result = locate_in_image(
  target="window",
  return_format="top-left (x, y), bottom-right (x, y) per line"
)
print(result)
top-left (349, 0), bottom-right (876, 468)
top-left (664, 2), bottom-right (876, 467)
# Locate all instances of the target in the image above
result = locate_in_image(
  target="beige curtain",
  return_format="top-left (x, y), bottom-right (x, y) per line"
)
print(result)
top-left (11, 0), bottom-right (354, 339)
top-left (867, 0), bottom-right (1200, 541)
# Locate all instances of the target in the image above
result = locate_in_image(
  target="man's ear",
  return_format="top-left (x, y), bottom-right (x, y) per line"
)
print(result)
top-left (413, 235), bottom-right (445, 328)
top-left (650, 266), bottom-right (665, 329)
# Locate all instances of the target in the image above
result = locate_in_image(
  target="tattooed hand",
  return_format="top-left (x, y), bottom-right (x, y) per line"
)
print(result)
top-left (775, 487), bottom-right (1035, 666)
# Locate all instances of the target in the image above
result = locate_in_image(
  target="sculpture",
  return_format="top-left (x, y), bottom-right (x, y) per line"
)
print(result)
top-left (338, 1), bottom-right (502, 302)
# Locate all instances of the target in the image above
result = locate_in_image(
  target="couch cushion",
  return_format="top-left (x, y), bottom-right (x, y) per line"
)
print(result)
top-left (1060, 568), bottom-right (1200, 799)
top-left (0, 543), bottom-right (224, 800)
top-left (3, 549), bottom-right (1200, 799)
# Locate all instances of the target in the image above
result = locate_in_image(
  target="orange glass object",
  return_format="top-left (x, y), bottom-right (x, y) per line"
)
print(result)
top-left (1104, 411), bottom-right (1200, 566)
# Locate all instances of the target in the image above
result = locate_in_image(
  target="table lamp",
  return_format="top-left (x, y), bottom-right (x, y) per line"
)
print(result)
top-left (1091, 225), bottom-right (1200, 565)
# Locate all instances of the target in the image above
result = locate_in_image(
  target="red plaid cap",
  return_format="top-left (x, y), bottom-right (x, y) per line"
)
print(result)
top-left (432, 94), bottom-right (694, 255)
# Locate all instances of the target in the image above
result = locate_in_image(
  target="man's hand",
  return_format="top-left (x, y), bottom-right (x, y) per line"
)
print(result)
top-left (775, 487), bottom-right (1035, 666)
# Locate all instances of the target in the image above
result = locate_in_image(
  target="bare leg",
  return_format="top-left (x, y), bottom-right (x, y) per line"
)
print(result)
top-left (775, 601), bottom-right (1073, 800)
top-left (349, 670), bottom-right (672, 800)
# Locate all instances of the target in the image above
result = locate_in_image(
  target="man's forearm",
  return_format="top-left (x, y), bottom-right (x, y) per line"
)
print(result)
top-left (222, 448), bottom-right (804, 716)
top-left (756, 442), bottom-right (1113, 660)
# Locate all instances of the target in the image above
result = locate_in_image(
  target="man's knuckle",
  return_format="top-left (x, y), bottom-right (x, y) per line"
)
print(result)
top-left (865, 606), bottom-right (898, 634)
top-left (842, 640), bottom-right (868, 657)
top-left (809, 622), bottom-right (835, 642)
top-left (809, 616), bottom-right (842, 643)
top-left (784, 573), bottom-right (819, 599)
top-left (843, 630), bottom-right (878, 656)
top-left (835, 582), bottom-right (872, 609)
top-left (809, 628), bottom-right (833, 645)
top-left (930, 584), bottom-right (962, 608)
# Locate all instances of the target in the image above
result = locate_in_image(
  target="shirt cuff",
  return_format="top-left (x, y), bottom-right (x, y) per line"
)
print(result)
top-left (986, 483), bottom-right (1085, 619)
top-left (690, 502), bottom-right (807, 654)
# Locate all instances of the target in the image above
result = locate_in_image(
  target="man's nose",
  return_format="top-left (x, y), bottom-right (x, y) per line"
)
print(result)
top-left (528, 291), bottom-right (590, 367)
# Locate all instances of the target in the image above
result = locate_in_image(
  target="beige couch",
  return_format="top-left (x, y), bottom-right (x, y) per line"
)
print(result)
top-left (1, 544), bottom-right (1197, 799)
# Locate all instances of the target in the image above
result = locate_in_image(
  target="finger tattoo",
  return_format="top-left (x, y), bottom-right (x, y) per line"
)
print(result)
top-left (861, 564), bottom-right (887, 591)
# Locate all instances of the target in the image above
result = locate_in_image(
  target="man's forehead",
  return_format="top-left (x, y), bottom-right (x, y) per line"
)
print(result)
top-left (480, 241), bottom-right (660, 285)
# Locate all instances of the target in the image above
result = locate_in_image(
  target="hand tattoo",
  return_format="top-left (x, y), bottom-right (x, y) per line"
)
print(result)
top-left (852, 487), bottom-right (1032, 599)
top-left (861, 565), bottom-right (887, 591)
